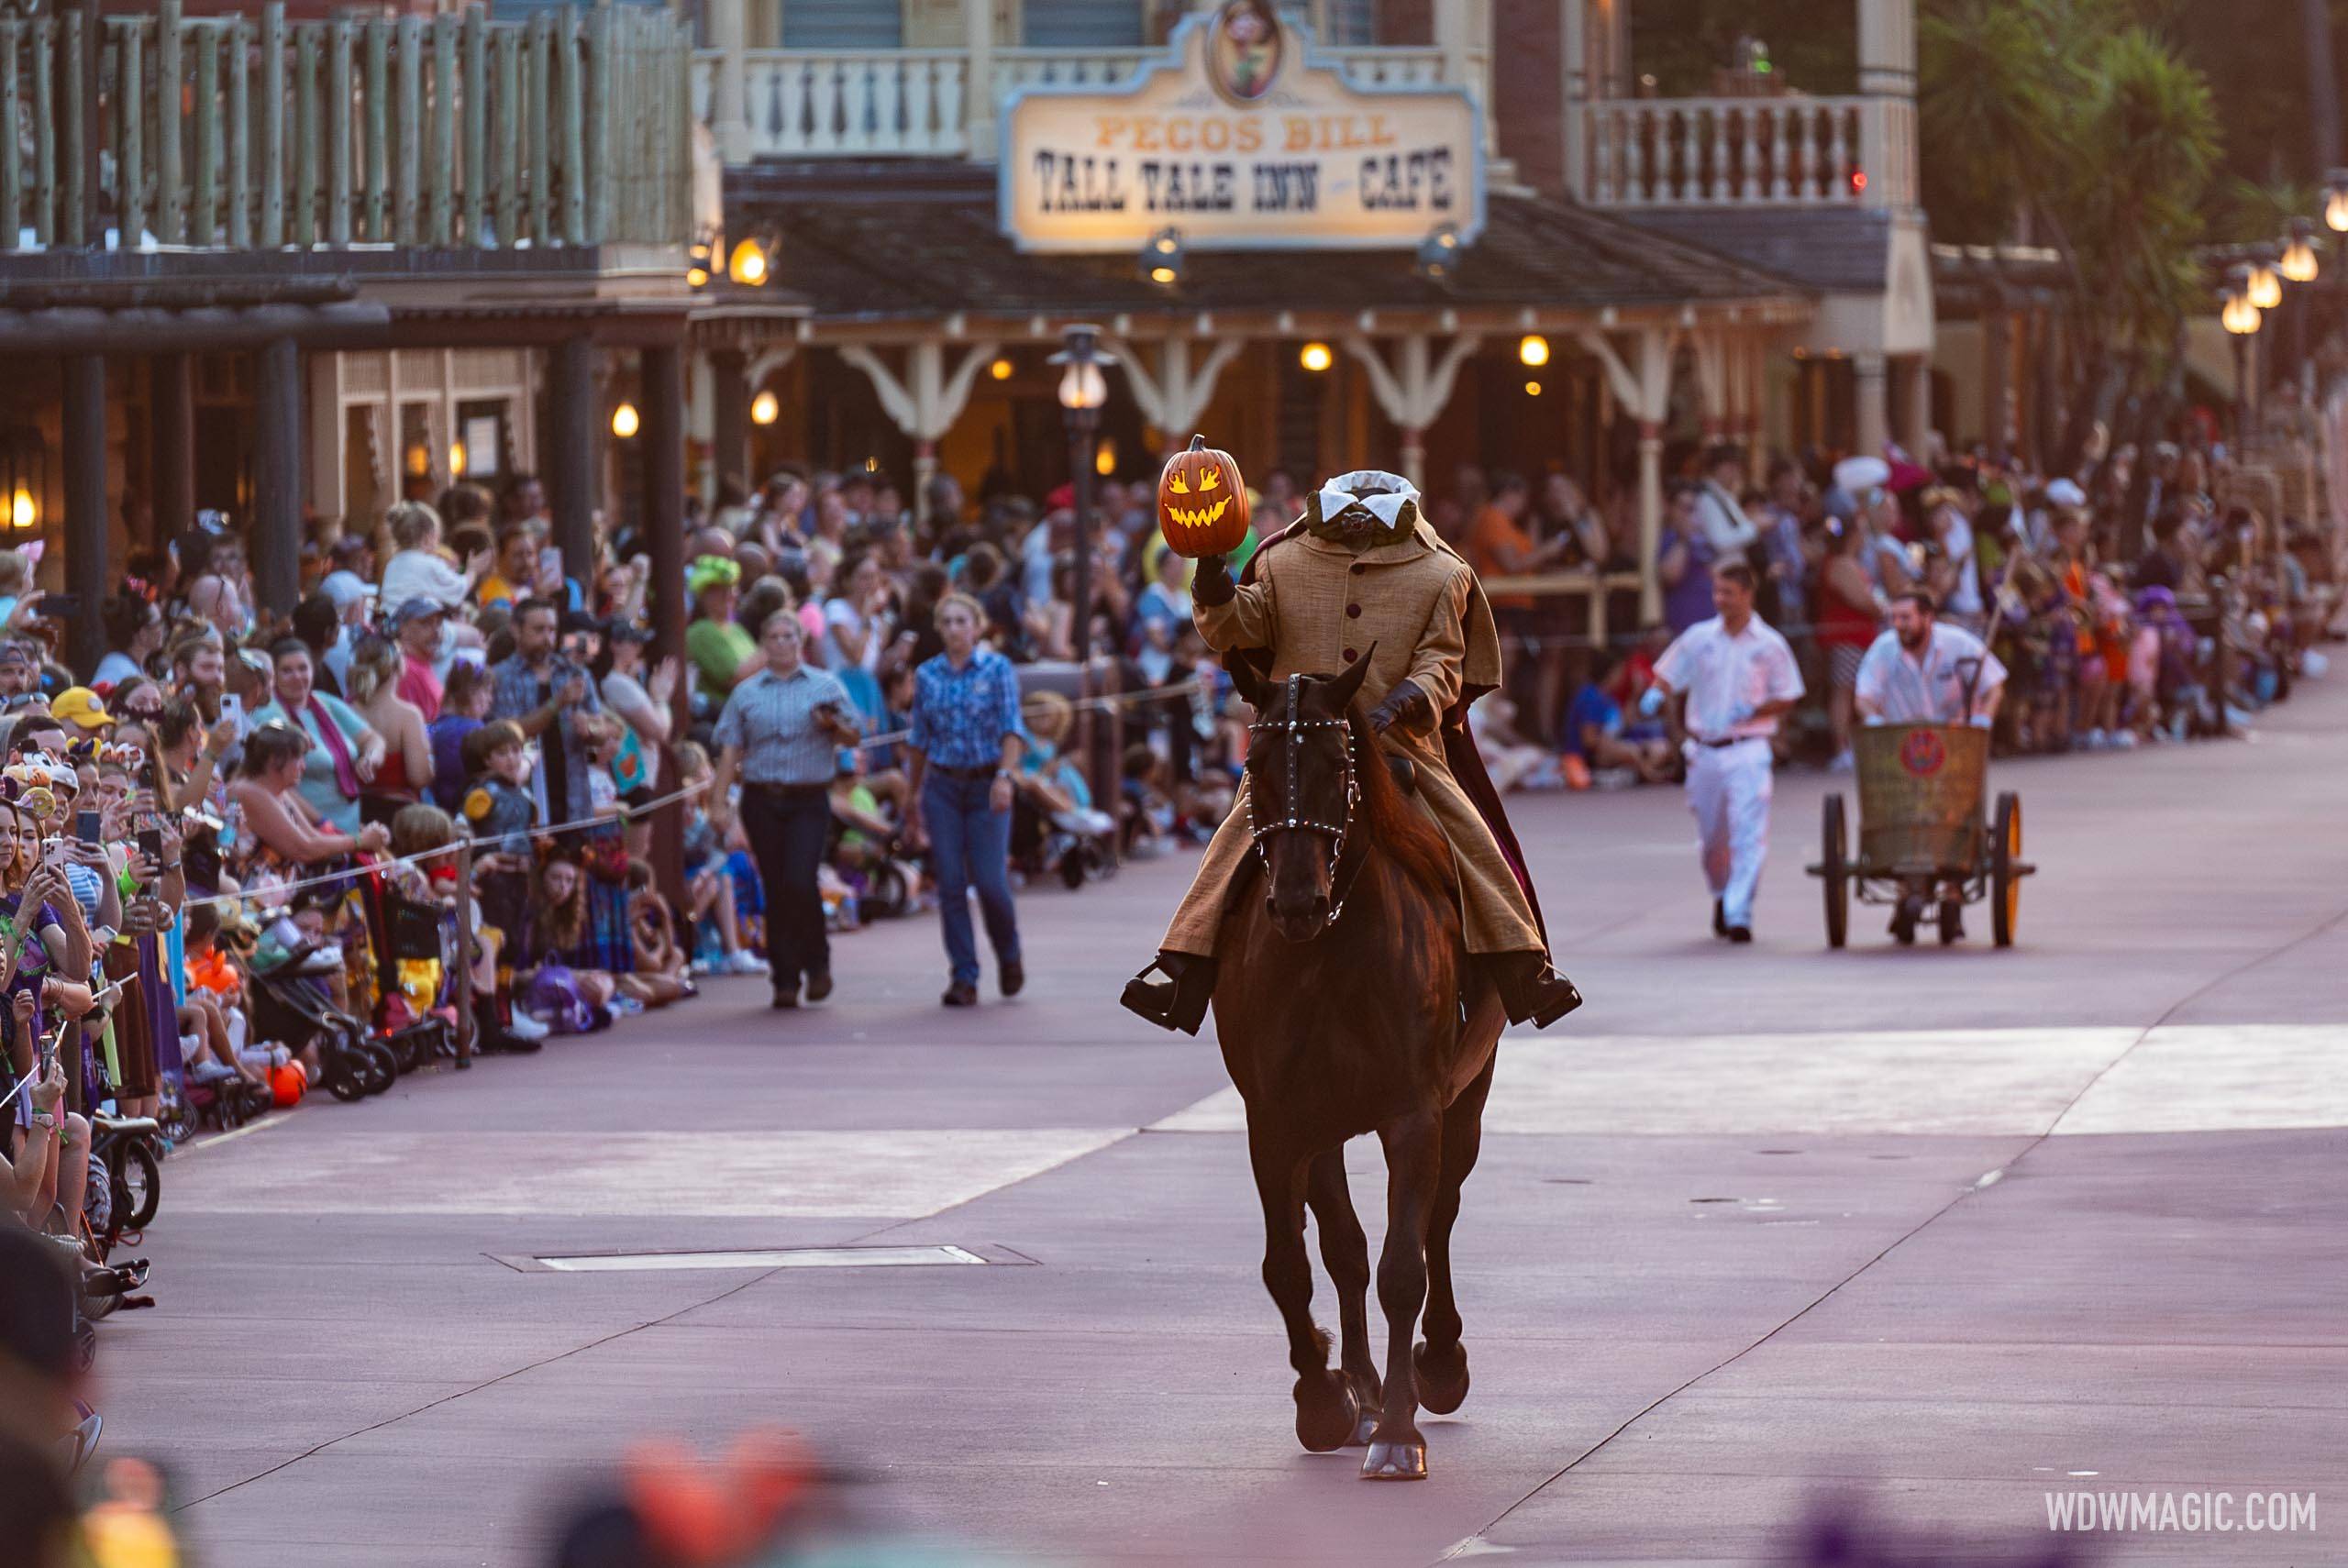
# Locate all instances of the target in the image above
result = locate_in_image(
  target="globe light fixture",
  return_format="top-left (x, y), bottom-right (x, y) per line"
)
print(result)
top-left (1094, 436), bottom-right (1117, 477)
top-left (2326, 169), bottom-right (2348, 233)
top-left (1523, 380), bottom-right (1543, 397)
top-left (727, 237), bottom-right (770, 287)
top-left (449, 440), bottom-right (467, 477)
top-left (2246, 250), bottom-right (2282, 310)
top-left (750, 391), bottom-right (779, 426)
top-left (1051, 324), bottom-right (1109, 673)
top-left (9, 485), bottom-right (35, 529)
top-left (611, 402), bottom-right (640, 438)
top-left (2281, 218), bottom-right (2320, 283)
top-left (1299, 341), bottom-right (1333, 372)
top-left (1518, 334), bottom-right (1550, 368)
top-left (989, 357), bottom-right (1014, 381)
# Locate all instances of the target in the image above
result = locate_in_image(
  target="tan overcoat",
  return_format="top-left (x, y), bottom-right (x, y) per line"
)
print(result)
top-left (1159, 522), bottom-right (1545, 957)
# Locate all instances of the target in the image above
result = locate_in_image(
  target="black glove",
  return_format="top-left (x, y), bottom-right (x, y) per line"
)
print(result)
top-left (1191, 553), bottom-right (1235, 608)
top-left (1368, 679), bottom-right (1432, 735)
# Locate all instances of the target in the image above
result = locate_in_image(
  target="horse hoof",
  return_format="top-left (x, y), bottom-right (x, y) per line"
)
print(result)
top-left (1361, 1440), bottom-right (1428, 1481)
top-left (1414, 1341), bottom-right (1470, 1415)
top-left (1293, 1374), bottom-right (1360, 1454)
top-left (1347, 1406), bottom-right (1379, 1447)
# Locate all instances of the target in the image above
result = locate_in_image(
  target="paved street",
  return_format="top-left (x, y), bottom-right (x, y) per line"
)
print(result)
top-left (116, 680), bottom-right (2345, 1567)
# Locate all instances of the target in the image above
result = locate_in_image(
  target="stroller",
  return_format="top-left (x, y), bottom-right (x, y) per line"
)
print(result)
top-left (244, 916), bottom-right (397, 1101)
top-left (352, 868), bottom-right (461, 1072)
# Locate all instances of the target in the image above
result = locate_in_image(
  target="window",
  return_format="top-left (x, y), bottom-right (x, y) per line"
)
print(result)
top-left (1319, 0), bottom-right (1375, 46)
top-left (1023, 0), bottom-right (1146, 48)
top-left (781, 0), bottom-right (903, 49)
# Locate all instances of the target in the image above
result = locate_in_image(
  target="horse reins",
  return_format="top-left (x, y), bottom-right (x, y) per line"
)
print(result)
top-left (1245, 672), bottom-right (1364, 927)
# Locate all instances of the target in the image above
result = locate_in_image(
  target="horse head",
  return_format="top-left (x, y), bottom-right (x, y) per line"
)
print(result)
top-left (1233, 651), bottom-right (1374, 944)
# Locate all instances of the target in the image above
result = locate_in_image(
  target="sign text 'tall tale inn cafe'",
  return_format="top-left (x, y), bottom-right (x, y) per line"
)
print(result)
top-left (1000, 0), bottom-right (1486, 253)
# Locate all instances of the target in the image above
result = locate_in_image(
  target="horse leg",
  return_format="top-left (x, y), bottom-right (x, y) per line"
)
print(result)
top-left (1251, 1128), bottom-right (1358, 1453)
top-left (1306, 1145), bottom-right (1382, 1444)
top-left (1362, 1108), bottom-right (1443, 1480)
top-left (1415, 1052), bottom-right (1495, 1416)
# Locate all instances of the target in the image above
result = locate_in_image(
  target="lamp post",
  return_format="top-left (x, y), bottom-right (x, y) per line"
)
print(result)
top-left (1053, 323), bottom-right (1109, 665)
top-left (2221, 264), bottom-right (2261, 448)
top-left (1053, 323), bottom-right (1111, 799)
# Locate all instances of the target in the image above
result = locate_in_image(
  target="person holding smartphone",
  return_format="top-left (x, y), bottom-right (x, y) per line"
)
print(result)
top-left (706, 610), bottom-right (859, 1010)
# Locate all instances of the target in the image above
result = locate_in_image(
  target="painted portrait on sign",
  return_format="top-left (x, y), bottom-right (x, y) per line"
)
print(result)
top-left (1208, 0), bottom-right (1284, 105)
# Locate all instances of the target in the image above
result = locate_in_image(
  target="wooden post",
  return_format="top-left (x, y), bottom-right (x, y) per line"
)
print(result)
top-left (493, 22), bottom-right (517, 246)
top-left (526, 12), bottom-right (550, 246)
top-left (363, 18), bottom-right (387, 240)
top-left (460, 6), bottom-right (484, 246)
top-left (251, 337), bottom-right (302, 618)
top-left (961, 0), bottom-right (992, 160)
top-left (558, 6), bottom-right (582, 246)
top-left (30, 20), bottom-right (52, 247)
top-left (710, 0), bottom-right (749, 164)
top-left (327, 17), bottom-right (350, 244)
top-left (1, 23), bottom-right (20, 248)
top-left (193, 21), bottom-right (217, 244)
top-left (61, 3), bottom-right (86, 248)
top-left (710, 347), bottom-right (748, 493)
top-left (120, 21), bottom-right (147, 246)
top-left (428, 13), bottom-right (455, 246)
top-left (63, 356), bottom-right (106, 678)
top-left (157, 3), bottom-right (183, 244)
top-left (154, 4), bottom-right (182, 242)
top-left (151, 352), bottom-right (195, 539)
top-left (393, 14), bottom-right (420, 245)
top-left (260, 2), bottom-right (283, 247)
top-left (451, 835), bottom-right (475, 1068)
top-left (226, 16), bottom-right (249, 247)
top-left (548, 334), bottom-right (598, 579)
top-left (291, 23), bottom-right (315, 247)
top-left (640, 338), bottom-right (690, 916)
top-left (585, 4), bottom-right (612, 243)
top-left (1636, 422), bottom-right (1663, 625)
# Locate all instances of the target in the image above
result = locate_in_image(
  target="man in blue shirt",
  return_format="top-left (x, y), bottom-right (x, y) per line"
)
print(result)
top-left (905, 592), bottom-right (1024, 1008)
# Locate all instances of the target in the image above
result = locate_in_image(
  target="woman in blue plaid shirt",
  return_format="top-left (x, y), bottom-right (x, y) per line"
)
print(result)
top-left (904, 593), bottom-right (1024, 1008)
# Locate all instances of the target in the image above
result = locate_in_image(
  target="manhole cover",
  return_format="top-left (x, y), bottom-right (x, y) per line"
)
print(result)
top-left (514, 1244), bottom-right (993, 1274)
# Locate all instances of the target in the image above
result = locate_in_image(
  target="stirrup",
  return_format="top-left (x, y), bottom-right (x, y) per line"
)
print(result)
top-left (1119, 954), bottom-right (1215, 1036)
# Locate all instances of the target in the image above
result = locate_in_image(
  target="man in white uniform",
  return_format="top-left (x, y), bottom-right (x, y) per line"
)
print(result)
top-left (1855, 590), bottom-right (2006, 941)
top-left (1641, 560), bottom-right (1806, 943)
top-left (1855, 590), bottom-right (2007, 726)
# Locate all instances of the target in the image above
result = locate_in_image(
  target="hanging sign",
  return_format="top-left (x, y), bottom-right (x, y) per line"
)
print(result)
top-left (1000, 1), bottom-right (1485, 253)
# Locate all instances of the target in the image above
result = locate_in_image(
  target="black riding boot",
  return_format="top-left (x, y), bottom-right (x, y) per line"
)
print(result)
top-left (1120, 952), bottom-right (1219, 1035)
top-left (1481, 952), bottom-right (1584, 1030)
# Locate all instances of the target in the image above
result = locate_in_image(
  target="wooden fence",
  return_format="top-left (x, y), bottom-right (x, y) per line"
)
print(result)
top-left (0, 0), bottom-right (692, 254)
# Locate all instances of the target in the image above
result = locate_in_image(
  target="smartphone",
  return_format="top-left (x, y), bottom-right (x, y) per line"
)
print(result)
top-left (138, 826), bottom-right (164, 861)
top-left (29, 593), bottom-right (79, 619)
top-left (75, 809), bottom-right (100, 843)
top-left (217, 691), bottom-right (243, 729)
top-left (37, 1023), bottom-right (57, 1078)
top-left (538, 547), bottom-right (563, 581)
top-left (40, 836), bottom-right (64, 869)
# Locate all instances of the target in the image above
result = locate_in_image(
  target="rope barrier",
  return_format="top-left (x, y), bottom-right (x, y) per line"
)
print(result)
top-left (177, 776), bottom-right (714, 913)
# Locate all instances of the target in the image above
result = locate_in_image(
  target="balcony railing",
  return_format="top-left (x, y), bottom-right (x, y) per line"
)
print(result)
top-left (0, 0), bottom-right (692, 256)
top-left (692, 43), bottom-right (1456, 163)
top-left (1578, 95), bottom-right (1914, 211)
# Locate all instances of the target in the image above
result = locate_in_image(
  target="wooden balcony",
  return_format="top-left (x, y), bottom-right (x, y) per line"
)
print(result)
top-left (691, 42), bottom-right (1462, 163)
top-left (1578, 95), bottom-right (1915, 211)
top-left (0, 0), bottom-right (692, 257)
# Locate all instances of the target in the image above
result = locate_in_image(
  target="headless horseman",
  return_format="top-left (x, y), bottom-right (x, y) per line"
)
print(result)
top-left (1122, 470), bottom-right (1581, 1033)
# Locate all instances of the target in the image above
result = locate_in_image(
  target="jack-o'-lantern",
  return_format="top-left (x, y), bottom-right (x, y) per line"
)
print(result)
top-left (1156, 435), bottom-right (1251, 558)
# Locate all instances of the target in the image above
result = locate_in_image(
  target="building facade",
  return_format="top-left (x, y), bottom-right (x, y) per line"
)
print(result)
top-left (689, 0), bottom-right (1930, 616)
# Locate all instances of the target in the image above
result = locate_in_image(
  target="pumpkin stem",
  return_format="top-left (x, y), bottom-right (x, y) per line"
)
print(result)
top-left (1187, 434), bottom-right (1205, 451)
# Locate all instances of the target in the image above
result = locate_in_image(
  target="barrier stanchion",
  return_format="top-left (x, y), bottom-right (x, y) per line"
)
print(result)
top-left (451, 837), bottom-right (475, 1070)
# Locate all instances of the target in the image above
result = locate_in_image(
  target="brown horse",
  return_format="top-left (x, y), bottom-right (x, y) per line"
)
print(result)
top-left (1211, 657), bottom-right (1508, 1481)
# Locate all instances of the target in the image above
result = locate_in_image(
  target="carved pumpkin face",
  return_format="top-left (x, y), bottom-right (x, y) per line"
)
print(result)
top-left (1157, 436), bottom-right (1251, 558)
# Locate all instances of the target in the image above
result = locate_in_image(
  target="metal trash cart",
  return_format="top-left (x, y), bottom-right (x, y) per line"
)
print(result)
top-left (1808, 717), bottom-right (2032, 948)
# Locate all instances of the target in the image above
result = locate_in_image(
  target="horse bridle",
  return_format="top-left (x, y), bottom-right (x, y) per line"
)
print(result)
top-left (1245, 672), bottom-right (1362, 926)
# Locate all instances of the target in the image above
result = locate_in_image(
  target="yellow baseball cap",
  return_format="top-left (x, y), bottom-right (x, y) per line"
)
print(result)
top-left (50, 686), bottom-right (116, 731)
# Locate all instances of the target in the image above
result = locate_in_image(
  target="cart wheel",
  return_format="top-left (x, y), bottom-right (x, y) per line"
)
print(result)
top-left (1821, 794), bottom-right (1849, 949)
top-left (1991, 792), bottom-right (2021, 948)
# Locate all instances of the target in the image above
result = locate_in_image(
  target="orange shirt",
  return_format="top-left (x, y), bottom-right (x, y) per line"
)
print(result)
top-left (1467, 504), bottom-right (1536, 611)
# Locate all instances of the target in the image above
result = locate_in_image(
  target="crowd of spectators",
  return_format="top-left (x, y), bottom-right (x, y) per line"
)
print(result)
top-left (1443, 436), bottom-right (2336, 789)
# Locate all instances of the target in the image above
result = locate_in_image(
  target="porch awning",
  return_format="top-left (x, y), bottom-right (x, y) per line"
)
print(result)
top-left (723, 160), bottom-right (1811, 329)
